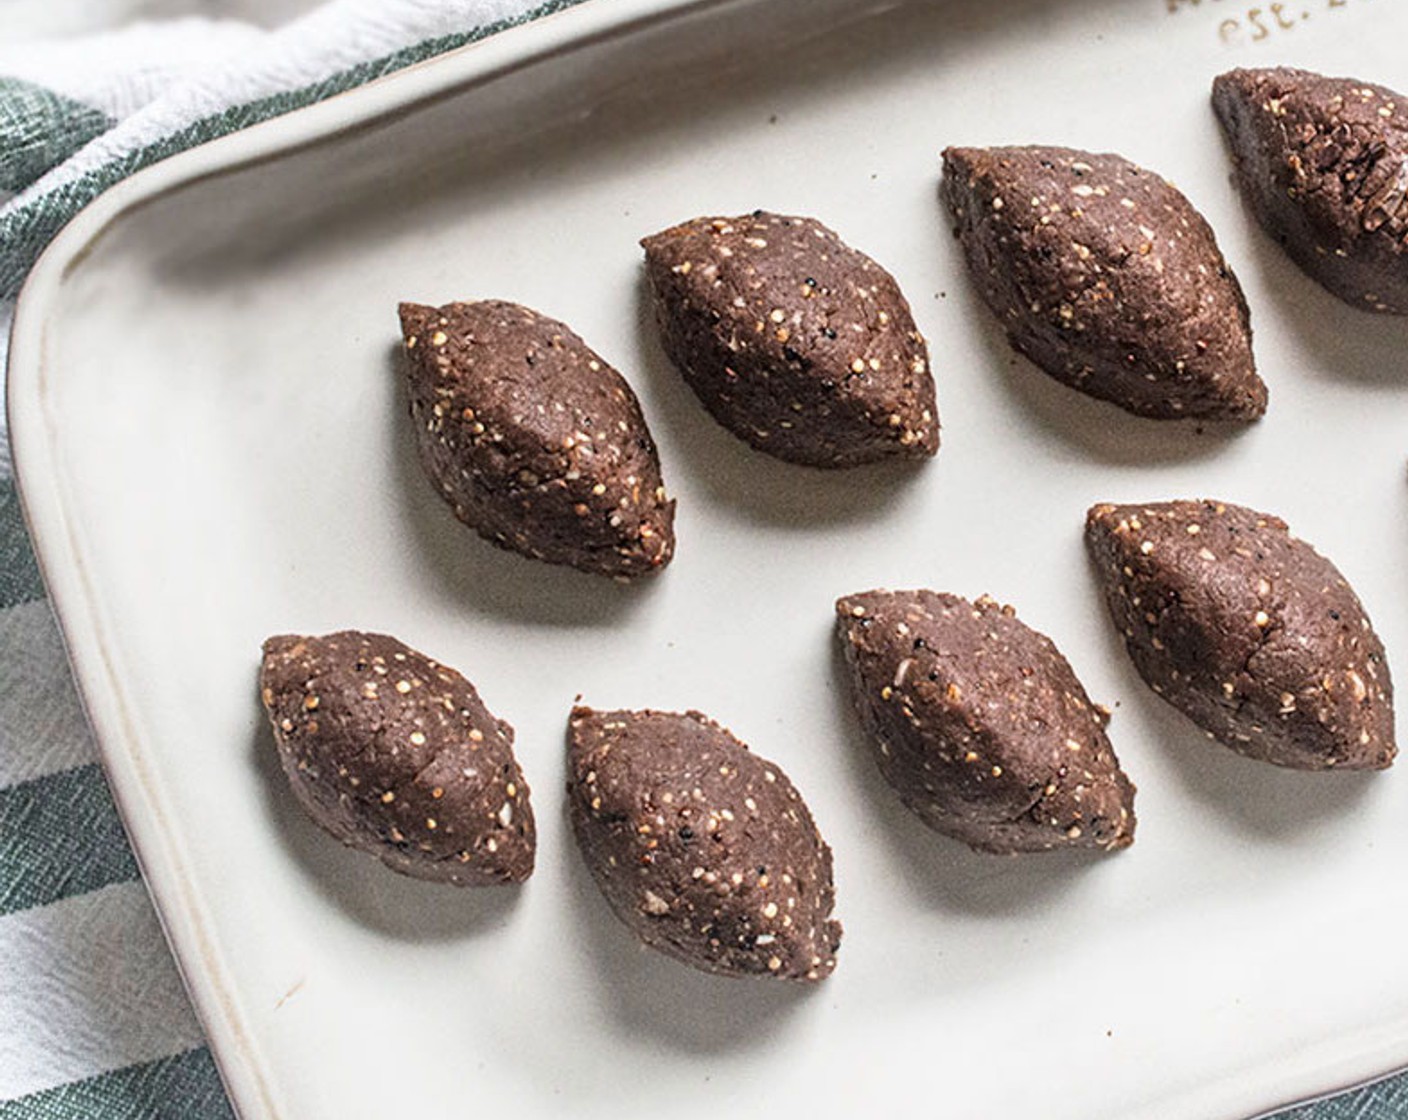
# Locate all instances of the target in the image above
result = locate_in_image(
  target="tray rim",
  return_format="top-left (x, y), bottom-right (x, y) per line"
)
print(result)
top-left (6, 1), bottom-right (1406, 1116)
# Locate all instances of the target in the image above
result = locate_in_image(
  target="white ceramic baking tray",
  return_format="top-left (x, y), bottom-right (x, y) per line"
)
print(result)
top-left (10, 0), bottom-right (1408, 1116)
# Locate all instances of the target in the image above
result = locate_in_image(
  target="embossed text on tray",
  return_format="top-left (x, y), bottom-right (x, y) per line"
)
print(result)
top-left (1164, 0), bottom-right (1369, 47)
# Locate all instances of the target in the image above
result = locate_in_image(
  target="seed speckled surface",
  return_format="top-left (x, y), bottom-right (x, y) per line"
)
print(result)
top-left (260, 631), bottom-right (535, 885)
top-left (399, 300), bottom-right (675, 579)
top-left (836, 590), bottom-right (1136, 855)
top-left (641, 211), bottom-right (938, 467)
top-left (942, 145), bottom-right (1265, 421)
top-left (1213, 67), bottom-right (1408, 314)
top-left (1086, 500), bottom-right (1396, 771)
top-left (567, 706), bottom-right (841, 982)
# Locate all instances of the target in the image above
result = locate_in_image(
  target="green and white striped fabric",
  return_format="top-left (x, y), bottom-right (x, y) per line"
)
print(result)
top-left (0, 2), bottom-right (1403, 1116)
top-left (0, 3), bottom-right (590, 1115)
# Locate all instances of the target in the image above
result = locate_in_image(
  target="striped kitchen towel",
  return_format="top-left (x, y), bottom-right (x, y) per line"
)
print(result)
top-left (0, 1), bottom-right (1403, 1116)
top-left (0, 2), bottom-right (592, 1116)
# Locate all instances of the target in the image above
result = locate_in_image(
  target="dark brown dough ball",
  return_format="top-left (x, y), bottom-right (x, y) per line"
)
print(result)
top-left (941, 145), bottom-right (1266, 420)
top-left (1213, 67), bottom-right (1408, 314)
top-left (641, 211), bottom-right (938, 467)
top-left (567, 706), bottom-right (841, 982)
top-left (260, 631), bottom-right (535, 884)
top-left (835, 589), bottom-right (1136, 855)
top-left (1086, 500), bottom-right (1396, 771)
top-left (398, 300), bottom-right (675, 580)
